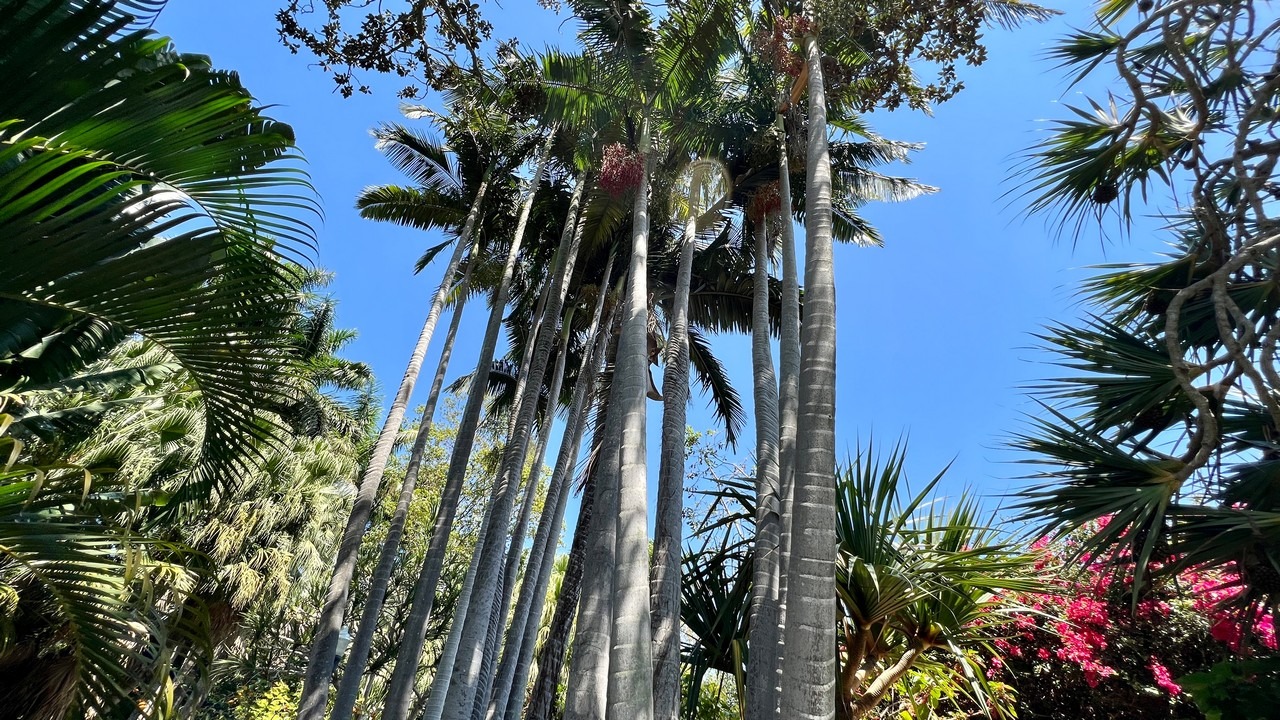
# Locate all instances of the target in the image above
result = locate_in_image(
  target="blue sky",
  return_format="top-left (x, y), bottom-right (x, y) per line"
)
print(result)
top-left (154, 1), bottom-right (1157, 531)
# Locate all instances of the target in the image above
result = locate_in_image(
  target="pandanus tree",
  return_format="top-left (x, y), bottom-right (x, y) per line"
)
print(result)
top-left (0, 0), bottom-right (320, 714)
top-left (1014, 0), bottom-right (1280, 617)
top-left (679, 443), bottom-right (1043, 720)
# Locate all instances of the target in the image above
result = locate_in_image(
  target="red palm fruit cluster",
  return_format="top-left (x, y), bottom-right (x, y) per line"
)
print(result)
top-left (757, 15), bottom-right (815, 78)
top-left (599, 142), bottom-right (644, 198)
top-left (747, 181), bottom-right (782, 223)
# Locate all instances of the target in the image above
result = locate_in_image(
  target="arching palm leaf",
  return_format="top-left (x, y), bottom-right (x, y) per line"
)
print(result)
top-left (0, 0), bottom-right (319, 500)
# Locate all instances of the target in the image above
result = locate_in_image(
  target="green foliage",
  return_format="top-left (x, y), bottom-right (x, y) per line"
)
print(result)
top-left (1015, 0), bottom-right (1280, 618)
top-left (1180, 658), bottom-right (1280, 720)
top-left (1, 0), bottom-right (319, 502)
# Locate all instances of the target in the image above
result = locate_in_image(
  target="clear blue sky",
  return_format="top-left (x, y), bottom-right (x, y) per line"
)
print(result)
top-left (155, 1), bottom-right (1155, 529)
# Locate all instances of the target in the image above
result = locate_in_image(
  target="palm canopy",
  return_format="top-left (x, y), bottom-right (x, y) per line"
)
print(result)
top-left (0, 0), bottom-right (319, 500)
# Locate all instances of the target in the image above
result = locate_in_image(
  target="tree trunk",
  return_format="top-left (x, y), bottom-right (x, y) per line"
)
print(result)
top-left (780, 16), bottom-right (838, 720)
top-left (494, 257), bottom-right (617, 720)
top-left (774, 110), bottom-right (801, 657)
top-left (298, 172), bottom-right (491, 720)
top-left (442, 171), bottom-right (586, 720)
top-left (331, 239), bottom-right (480, 720)
top-left (473, 193), bottom-right (586, 720)
top-left (381, 137), bottom-right (554, 720)
top-left (606, 117), bottom-right (655, 720)
top-left (849, 644), bottom-right (922, 718)
top-left (562, 355), bottom-right (624, 720)
top-left (650, 163), bottom-right (702, 720)
top-left (770, 106), bottom-right (803, 717)
top-left (526, 379), bottom-right (611, 720)
top-left (746, 216), bottom-right (783, 720)
top-left (420, 514), bottom-right (486, 720)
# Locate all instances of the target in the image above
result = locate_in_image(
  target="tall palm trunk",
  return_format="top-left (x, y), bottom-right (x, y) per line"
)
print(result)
top-left (745, 217), bottom-right (782, 720)
top-left (780, 16), bottom-right (838, 720)
top-left (330, 238), bottom-right (480, 720)
top-left (528, 345), bottom-right (615, 720)
top-left (563, 355), bottom-right (624, 720)
top-left (471, 321), bottom-right (568, 720)
top-left (773, 110), bottom-right (802, 699)
top-left (421, 510), bottom-right (487, 720)
top-left (472, 200), bottom-right (586, 720)
top-left (381, 137), bottom-right (554, 720)
top-left (607, 117), bottom-right (655, 720)
top-left (441, 174), bottom-right (587, 720)
top-left (493, 257), bottom-right (617, 720)
top-left (651, 162), bottom-right (703, 720)
top-left (298, 171), bottom-right (492, 720)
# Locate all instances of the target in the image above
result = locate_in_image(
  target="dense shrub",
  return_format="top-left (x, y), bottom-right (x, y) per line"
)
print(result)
top-left (988, 527), bottom-right (1277, 719)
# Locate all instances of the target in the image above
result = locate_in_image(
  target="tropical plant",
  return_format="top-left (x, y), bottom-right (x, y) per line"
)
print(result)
top-left (680, 441), bottom-right (1043, 720)
top-left (1014, 0), bottom-right (1280, 624)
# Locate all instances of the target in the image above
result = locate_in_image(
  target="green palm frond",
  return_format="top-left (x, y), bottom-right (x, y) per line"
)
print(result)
top-left (980, 0), bottom-right (1060, 30)
top-left (371, 123), bottom-right (463, 195)
top-left (687, 326), bottom-right (745, 448)
top-left (0, 423), bottom-right (202, 719)
top-left (1, 0), bottom-right (319, 500)
top-left (1031, 316), bottom-right (1190, 435)
top-left (356, 185), bottom-right (468, 233)
top-left (1012, 405), bottom-right (1184, 584)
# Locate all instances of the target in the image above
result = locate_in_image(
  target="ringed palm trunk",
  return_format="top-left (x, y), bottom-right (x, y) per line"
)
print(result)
top-left (780, 17), bottom-right (838, 720)
top-left (330, 238), bottom-right (481, 720)
top-left (563, 348), bottom-right (624, 720)
top-left (650, 163), bottom-right (703, 720)
top-left (528, 335), bottom-right (615, 720)
top-left (472, 189), bottom-right (587, 720)
top-left (298, 171), bottom-right (491, 720)
top-left (381, 136), bottom-right (554, 720)
top-left (607, 117), bottom-right (655, 720)
top-left (472, 325), bottom-right (567, 720)
top-left (745, 216), bottom-right (783, 720)
top-left (492, 256), bottom-right (617, 720)
top-left (441, 173), bottom-right (587, 720)
top-left (774, 110), bottom-right (802, 698)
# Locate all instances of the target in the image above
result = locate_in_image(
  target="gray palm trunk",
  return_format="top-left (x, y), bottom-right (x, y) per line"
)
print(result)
top-left (527, 370), bottom-right (612, 720)
top-left (331, 239), bottom-right (480, 720)
top-left (606, 118), bottom-right (655, 720)
top-left (441, 174), bottom-right (587, 720)
top-left (562, 358), bottom-right (624, 720)
top-left (650, 164), bottom-right (703, 720)
top-left (420, 506), bottom-right (488, 720)
top-left (381, 136), bottom-right (555, 720)
top-left (427, 284), bottom-right (548, 720)
top-left (472, 327), bottom-right (567, 720)
top-left (745, 217), bottom-right (783, 720)
top-left (298, 175), bottom-right (491, 720)
top-left (780, 22), bottom-right (838, 720)
top-left (774, 110), bottom-right (801, 693)
top-left (492, 256), bottom-right (617, 720)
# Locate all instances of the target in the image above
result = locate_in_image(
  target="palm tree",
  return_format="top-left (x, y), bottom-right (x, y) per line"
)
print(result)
top-left (543, 2), bottom-right (742, 714)
top-left (488, 255), bottom-right (618, 720)
top-left (297, 118), bottom-right (496, 720)
top-left (328, 115), bottom-right (499, 720)
top-left (380, 129), bottom-right (554, 720)
top-left (771, 4), bottom-right (1055, 715)
top-left (0, 0), bottom-right (319, 713)
top-left (440, 168), bottom-right (587, 720)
